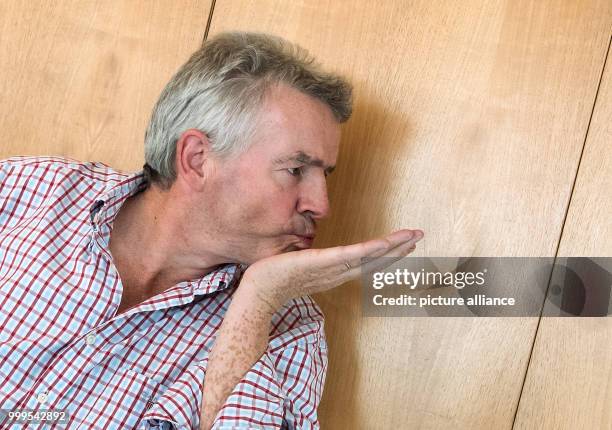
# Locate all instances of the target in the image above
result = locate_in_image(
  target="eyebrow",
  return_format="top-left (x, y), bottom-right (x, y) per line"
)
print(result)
top-left (273, 151), bottom-right (336, 175)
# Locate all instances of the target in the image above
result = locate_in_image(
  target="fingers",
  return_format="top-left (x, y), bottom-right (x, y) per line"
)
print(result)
top-left (359, 238), bottom-right (418, 275)
top-left (371, 229), bottom-right (421, 253)
top-left (341, 229), bottom-right (423, 265)
top-left (350, 230), bottom-right (423, 265)
top-left (341, 230), bottom-right (424, 279)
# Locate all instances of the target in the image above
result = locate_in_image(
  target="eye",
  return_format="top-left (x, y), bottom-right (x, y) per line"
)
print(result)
top-left (287, 167), bottom-right (302, 177)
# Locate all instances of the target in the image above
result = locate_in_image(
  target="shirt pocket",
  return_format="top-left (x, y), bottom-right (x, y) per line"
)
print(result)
top-left (68, 365), bottom-right (170, 429)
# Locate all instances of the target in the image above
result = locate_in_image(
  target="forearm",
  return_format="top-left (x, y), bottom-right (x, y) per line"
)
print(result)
top-left (199, 278), bottom-right (277, 430)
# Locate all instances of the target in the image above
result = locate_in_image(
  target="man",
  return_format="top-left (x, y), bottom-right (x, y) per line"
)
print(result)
top-left (0, 31), bottom-right (423, 429)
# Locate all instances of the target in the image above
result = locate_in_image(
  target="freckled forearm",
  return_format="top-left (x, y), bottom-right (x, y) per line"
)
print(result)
top-left (199, 278), bottom-right (276, 430)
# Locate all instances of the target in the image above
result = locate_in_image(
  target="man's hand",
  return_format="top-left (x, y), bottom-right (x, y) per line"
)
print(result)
top-left (243, 229), bottom-right (424, 312)
top-left (199, 229), bottom-right (423, 429)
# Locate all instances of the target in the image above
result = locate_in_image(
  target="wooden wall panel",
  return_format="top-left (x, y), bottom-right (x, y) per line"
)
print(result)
top-left (0, 0), bottom-right (212, 170)
top-left (2, 1), bottom-right (611, 428)
top-left (207, 1), bottom-right (612, 428)
top-left (514, 39), bottom-right (612, 430)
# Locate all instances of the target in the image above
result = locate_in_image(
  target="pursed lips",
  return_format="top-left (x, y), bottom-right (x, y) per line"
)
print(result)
top-left (293, 233), bottom-right (315, 247)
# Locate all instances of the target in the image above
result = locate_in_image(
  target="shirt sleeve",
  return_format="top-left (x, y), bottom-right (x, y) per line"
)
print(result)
top-left (0, 155), bottom-right (105, 234)
top-left (140, 295), bottom-right (328, 430)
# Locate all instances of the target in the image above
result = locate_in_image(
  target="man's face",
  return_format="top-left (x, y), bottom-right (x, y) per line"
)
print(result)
top-left (201, 83), bottom-right (342, 264)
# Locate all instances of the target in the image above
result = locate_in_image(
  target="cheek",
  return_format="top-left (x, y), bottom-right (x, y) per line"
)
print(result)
top-left (235, 192), bottom-right (298, 236)
top-left (239, 194), bottom-right (296, 229)
top-left (217, 167), bottom-right (298, 231)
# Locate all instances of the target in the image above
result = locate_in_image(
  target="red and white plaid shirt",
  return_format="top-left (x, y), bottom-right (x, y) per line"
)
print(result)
top-left (0, 156), bottom-right (328, 429)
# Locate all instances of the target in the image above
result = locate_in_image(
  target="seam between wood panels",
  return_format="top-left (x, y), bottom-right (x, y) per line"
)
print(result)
top-left (510, 29), bottom-right (612, 430)
top-left (203, 0), bottom-right (217, 43)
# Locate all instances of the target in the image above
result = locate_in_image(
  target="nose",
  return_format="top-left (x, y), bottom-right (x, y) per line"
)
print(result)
top-left (297, 176), bottom-right (330, 221)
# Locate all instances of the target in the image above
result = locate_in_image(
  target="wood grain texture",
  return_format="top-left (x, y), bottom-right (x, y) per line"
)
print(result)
top-left (0, 0), bottom-right (212, 170)
top-left (514, 39), bottom-right (612, 430)
top-left (207, 1), bottom-right (612, 428)
top-left (2, 1), bottom-right (611, 428)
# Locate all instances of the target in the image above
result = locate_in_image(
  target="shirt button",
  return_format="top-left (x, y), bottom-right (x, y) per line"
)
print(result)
top-left (85, 334), bottom-right (97, 345)
top-left (37, 392), bottom-right (48, 404)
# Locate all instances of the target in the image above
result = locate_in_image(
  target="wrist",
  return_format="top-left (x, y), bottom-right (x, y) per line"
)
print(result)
top-left (235, 273), bottom-right (283, 316)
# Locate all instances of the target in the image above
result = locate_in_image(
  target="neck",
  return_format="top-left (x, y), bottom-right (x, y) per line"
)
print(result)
top-left (108, 182), bottom-right (228, 300)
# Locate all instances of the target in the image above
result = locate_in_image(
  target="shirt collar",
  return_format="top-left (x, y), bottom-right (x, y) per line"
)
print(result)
top-left (89, 169), bottom-right (148, 229)
top-left (191, 262), bottom-right (248, 296)
top-left (88, 169), bottom-right (248, 296)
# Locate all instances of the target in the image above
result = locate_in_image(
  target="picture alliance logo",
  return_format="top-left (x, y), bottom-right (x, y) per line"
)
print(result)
top-left (371, 268), bottom-right (488, 290)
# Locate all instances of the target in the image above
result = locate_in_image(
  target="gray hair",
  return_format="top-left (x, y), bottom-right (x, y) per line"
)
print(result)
top-left (143, 31), bottom-right (353, 189)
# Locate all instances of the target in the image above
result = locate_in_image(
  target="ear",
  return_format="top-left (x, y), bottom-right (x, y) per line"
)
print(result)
top-left (174, 129), bottom-right (214, 192)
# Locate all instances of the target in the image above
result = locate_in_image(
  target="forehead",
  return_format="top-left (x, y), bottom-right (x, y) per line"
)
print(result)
top-left (245, 83), bottom-right (341, 165)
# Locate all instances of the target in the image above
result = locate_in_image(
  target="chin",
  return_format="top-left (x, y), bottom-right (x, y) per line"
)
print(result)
top-left (269, 243), bottom-right (301, 255)
top-left (248, 246), bottom-right (291, 262)
top-left (245, 242), bottom-right (303, 263)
